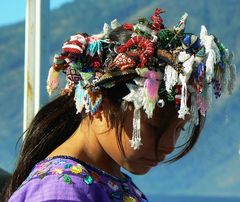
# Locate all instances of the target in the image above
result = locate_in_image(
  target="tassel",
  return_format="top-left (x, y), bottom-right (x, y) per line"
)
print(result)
top-left (200, 25), bottom-right (213, 53)
top-left (143, 70), bottom-right (161, 118)
top-left (74, 82), bottom-right (87, 114)
top-left (177, 55), bottom-right (194, 119)
top-left (85, 89), bottom-right (103, 115)
top-left (174, 12), bottom-right (188, 32)
top-left (200, 25), bottom-right (221, 82)
top-left (200, 25), bottom-right (208, 41)
top-left (111, 19), bottom-right (121, 30)
top-left (183, 55), bottom-right (195, 80)
top-left (164, 65), bottom-right (178, 93)
top-left (212, 40), bottom-right (221, 63)
top-left (103, 23), bottom-right (111, 37)
top-left (129, 109), bottom-right (142, 150)
top-left (90, 23), bottom-right (111, 40)
top-left (206, 49), bottom-right (216, 82)
top-left (177, 51), bottom-right (191, 63)
top-left (178, 78), bottom-right (190, 119)
top-left (46, 66), bottom-right (60, 95)
top-left (123, 81), bottom-right (144, 111)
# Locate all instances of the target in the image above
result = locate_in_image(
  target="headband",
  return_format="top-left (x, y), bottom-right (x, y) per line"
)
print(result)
top-left (47, 8), bottom-right (237, 150)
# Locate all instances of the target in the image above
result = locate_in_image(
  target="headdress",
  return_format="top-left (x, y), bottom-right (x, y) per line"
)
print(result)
top-left (47, 8), bottom-right (237, 150)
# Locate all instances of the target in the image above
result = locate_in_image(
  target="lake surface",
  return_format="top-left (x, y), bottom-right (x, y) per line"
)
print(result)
top-left (147, 195), bottom-right (240, 202)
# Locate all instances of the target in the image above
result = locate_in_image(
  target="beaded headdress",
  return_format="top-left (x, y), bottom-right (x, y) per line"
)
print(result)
top-left (47, 8), bottom-right (237, 150)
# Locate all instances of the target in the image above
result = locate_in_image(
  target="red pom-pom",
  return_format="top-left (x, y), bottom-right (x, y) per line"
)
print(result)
top-left (123, 23), bottom-right (134, 30)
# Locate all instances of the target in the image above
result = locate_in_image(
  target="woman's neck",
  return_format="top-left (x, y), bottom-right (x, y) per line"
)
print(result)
top-left (47, 117), bottom-right (123, 179)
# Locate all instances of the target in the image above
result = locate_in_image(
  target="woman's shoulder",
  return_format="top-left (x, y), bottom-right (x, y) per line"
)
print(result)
top-left (25, 156), bottom-right (94, 185)
top-left (9, 155), bottom-right (149, 202)
top-left (8, 156), bottom-right (109, 202)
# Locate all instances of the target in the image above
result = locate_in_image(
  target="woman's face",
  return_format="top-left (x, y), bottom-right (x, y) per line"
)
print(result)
top-left (95, 102), bottom-right (190, 175)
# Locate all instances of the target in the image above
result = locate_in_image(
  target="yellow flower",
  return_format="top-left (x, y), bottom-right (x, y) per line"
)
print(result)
top-left (70, 165), bottom-right (82, 174)
top-left (123, 196), bottom-right (136, 202)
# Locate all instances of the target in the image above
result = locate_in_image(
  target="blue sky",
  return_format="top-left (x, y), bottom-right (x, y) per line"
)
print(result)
top-left (0, 0), bottom-right (73, 27)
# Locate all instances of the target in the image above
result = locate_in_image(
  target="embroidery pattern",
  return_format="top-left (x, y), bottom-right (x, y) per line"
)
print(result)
top-left (18, 157), bottom-right (148, 201)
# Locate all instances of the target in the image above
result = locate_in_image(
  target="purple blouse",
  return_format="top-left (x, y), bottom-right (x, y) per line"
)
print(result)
top-left (9, 156), bottom-right (148, 202)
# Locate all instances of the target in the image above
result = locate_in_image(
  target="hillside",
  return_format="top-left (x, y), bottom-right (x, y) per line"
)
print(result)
top-left (0, 0), bottom-right (239, 197)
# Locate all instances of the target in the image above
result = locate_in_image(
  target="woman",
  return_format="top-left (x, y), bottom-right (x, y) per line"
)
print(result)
top-left (3, 8), bottom-right (236, 201)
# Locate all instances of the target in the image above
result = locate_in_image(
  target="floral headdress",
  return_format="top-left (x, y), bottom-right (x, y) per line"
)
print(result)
top-left (47, 8), bottom-right (237, 150)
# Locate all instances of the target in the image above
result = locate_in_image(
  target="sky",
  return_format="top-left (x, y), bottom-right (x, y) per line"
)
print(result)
top-left (0, 0), bottom-right (74, 27)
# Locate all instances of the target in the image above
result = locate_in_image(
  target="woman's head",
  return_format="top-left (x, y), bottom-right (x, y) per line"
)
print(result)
top-left (84, 84), bottom-right (203, 175)
top-left (45, 8), bottom-right (233, 172)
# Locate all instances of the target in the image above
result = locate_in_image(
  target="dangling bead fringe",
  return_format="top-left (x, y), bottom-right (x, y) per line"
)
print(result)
top-left (206, 49), bottom-right (216, 82)
top-left (178, 81), bottom-right (190, 119)
top-left (129, 109), bottom-right (142, 150)
top-left (85, 90), bottom-right (103, 115)
top-left (164, 65), bottom-right (178, 93)
top-left (46, 66), bottom-right (60, 95)
top-left (177, 51), bottom-right (191, 63)
top-left (212, 40), bottom-right (221, 63)
top-left (74, 82), bottom-right (86, 114)
top-left (178, 55), bottom-right (194, 119)
top-left (200, 25), bottom-right (221, 83)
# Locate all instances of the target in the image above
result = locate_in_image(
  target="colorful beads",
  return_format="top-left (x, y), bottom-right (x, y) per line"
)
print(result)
top-left (64, 164), bottom-right (73, 169)
top-left (111, 52), bottom-right (137, 70)
top-left (70, 165), bottom-right (83, 174)
top-left (83, 175), bottom-right (94, 185)
top-left (63, 174), bottom-right (72, 184)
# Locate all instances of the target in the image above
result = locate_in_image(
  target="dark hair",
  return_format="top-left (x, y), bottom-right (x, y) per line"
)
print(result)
top-left (2, 94), bottom-right (82, 201)
top-left (2, 26), bottom-right (206, 201)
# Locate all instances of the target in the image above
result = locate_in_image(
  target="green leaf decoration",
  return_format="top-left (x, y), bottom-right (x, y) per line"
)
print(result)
top-left (63, 174), bottom-right (72, 184)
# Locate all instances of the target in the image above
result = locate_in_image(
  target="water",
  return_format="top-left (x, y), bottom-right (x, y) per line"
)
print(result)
top-left (147, 195), bottom-right (240, 202)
